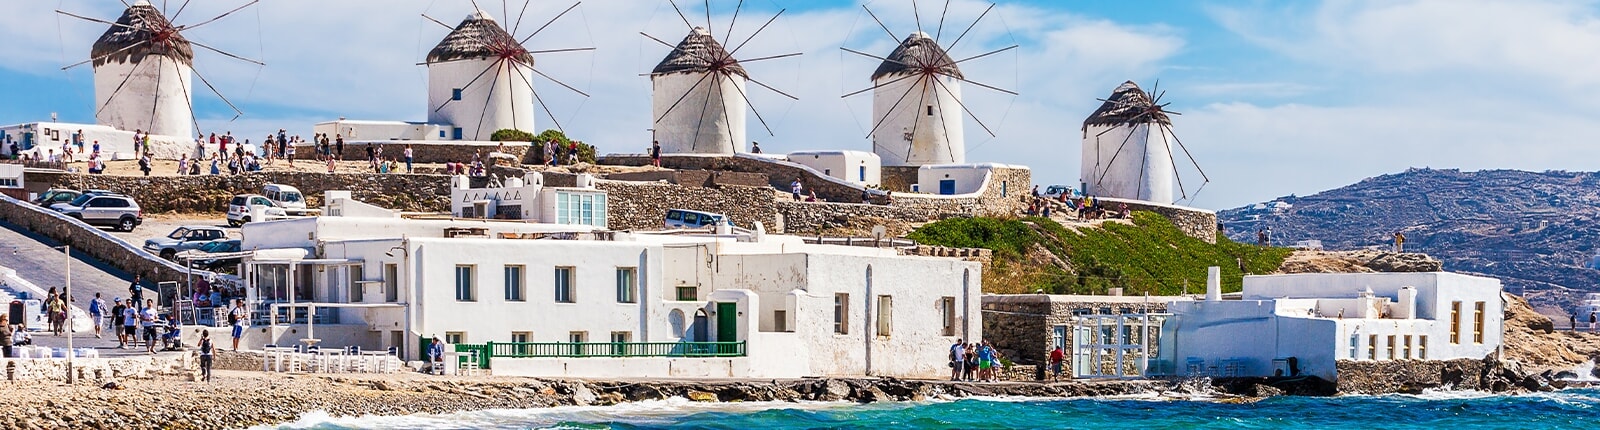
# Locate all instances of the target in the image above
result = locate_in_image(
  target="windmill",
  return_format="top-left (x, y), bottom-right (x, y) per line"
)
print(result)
top-left (1080, 81), bottom-right (1209, 205)
top-left (642, 0), bottom-right (802, 155)
top-left (422, 1), bottom-right (594, 141)
top-left (841, 0), bottom-right (1018, 167)
top-left (58, 0), bottom-right (263, 140)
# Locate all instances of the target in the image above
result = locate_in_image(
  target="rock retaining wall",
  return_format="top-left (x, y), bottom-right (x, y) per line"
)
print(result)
top-left (1095, 197), bottom-right (1218, 243)
top-left (26, 171), bottom-right (455, 213)
top-left (3, 354), bottom-right (195, 383)
top-left (596, 181), bottom-right (778, 231)
top-left (0, 194), bottom-right (221, 286)
top-left (1335, 356), bottom-right (1558, 394)
top-left (293, 141), bottom-right (532, 165)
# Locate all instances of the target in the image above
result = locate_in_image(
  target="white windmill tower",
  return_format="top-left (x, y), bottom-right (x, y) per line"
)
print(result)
top-left (1080, 81), bottom-right (1208, 204)
top-left (644, 2), bottom-right (801, 155)
top-left (61, 0), bottom-right (262, 140)
top-left (423, 3), bottom-right (593, 140)
top-left (842, 1), bottom-right (1017, 167)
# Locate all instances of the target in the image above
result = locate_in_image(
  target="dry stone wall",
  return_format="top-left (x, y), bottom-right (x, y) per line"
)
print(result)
top-left (0, 194), bottom-right (222, 286)
top-left (292, 141), bottom-right (531, 165)
top-left (596, 181), bottom-right (778, 231)
top-left (1095, 197), bottom-right (1218, 244)
top-left (27, 171), bottom-right (455, 213)
top-left (3, 354), bottom-right (195, 383)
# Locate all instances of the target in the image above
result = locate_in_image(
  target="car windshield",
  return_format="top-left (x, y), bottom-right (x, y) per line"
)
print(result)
top-left (67, 194), bottom-right (93, 206)
top-left (200, 241), bottom-right (237, 252)
top-left (167, 228), bottom-right (192, 240)
top-left (280, 192), bottom-right (302, 203)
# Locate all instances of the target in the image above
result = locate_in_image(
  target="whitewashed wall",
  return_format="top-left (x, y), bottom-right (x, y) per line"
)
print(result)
top-left (872, 75), bottom-right (964, 167)
top-left (428, 59), bottom-right (536, 141)
top-left (652, 72), bottom-right (747, 155)
top-left (1080, 123), bottom-right (1174, 203)
top-left (787, 150), bottom-right (882, 187)
top-left (93, 57), bottom-right (193, 139)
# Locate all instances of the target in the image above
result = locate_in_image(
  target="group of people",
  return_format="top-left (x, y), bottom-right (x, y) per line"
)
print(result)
top-left (543, 138), bottom-right (582, 167)
top-left (1025, 186), bottom-right (1128, 221)
top-left (949, 339), bottom-right (1006, 382)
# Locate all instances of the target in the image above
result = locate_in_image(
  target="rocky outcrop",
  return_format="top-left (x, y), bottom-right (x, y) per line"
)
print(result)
top-left (1335, 356), bottom-right (1564, 394)
top-left (1277, 250), bottom-right (1443, 274)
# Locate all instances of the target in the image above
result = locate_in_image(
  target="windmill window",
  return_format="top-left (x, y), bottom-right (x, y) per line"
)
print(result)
top-left (452, 89), bottom-right (463, 101)
top-left (927, 106), bottom-right (934, 116)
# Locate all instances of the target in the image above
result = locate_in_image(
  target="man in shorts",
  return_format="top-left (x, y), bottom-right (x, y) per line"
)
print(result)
top-left (88, 293), bottom-right (106, 338)
top-left (140, 299), bottom-right (158, 354)
top-left (950, 339), bottom-right (967, 381)
top-left (229, 299), bottom-right (248, 351)
top-left (122, 302), bottom-right (139, 349)
top-left (110, 298), bottom-right (127, 347)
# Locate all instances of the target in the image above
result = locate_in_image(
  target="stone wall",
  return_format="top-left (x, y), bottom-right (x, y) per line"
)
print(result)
top-left (1095, 197), bottom-right (1218, 244)
top-left (292, 141), bottom-right (531, 165)
top-left (981, 295), bottom-right (1179, 366)
top-left (879, 166), bottom-right (920, 193)
top-left (0, 194), bottom-right (223, 286)
top-left (605, 170), bottom-right (771, 188)
top-left (595, 181), bottom-right (778, 231)
top-left (3, 354), bottom-right (196, 383)
top-left (27, 171), bottom-right (455, 213)
top-left (1334, 356), bottom-right (1552, 394)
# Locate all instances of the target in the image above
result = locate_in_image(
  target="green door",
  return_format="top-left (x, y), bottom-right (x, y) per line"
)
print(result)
top-left (716, 302), bottom-right (738, 343)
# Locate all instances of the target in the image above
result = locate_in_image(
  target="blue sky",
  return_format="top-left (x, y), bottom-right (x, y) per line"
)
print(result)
top-left (5, 0), bottom-right (1600, 210)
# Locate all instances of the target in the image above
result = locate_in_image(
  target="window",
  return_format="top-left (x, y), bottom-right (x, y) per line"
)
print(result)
top-left (1349, 334), bottom-right (1360, 359)
top-left (452, 127), bottom-right (463, 140)
top-left (1368, 334), bottom-right (1377, 360)
top-left (454, 265), bottom-right (476, 301)
top-left (926, 105), bottom-right (934, 116)
top-left (940, 297), bottom-right (957, 336)
top-left (555, 192), bottom-right (608, 227)
top-left (511, 331), bottom-right (531, 355)
top-left (1386, 335), bottom-right (1396, 360)
top-left (504, 265), bottom-right (525, 301)
top-left (876, 295), bottom-right (893, 338)
top-left (349, 266), bottom-right (364, 303)
top-left (569, 331), bottom-right (588, 356)
top-left (616, 268), bottom-right (637, 303)
top-left (1403, 335), bottom-right (1413, 359)
top-left (1450, 301), bottom-right (1462, 344)
top-left (774, 310), bottom-right (787, 332)
top-left (384, 264), bottom-right (399, 302)
top-left (1052, 326), bottom-right (1067, 349)
top-left (610, 331), bottom-right (631, 355)
top-left (1419, 335), bottom-right (1429, 359)
top-left (834, 293), bottom-right (849, 334)
top-left (554, 267), bottom-right (574, 303)
top-left (451, 88), bottom-right (463, 101)
top-left (1473, 302), bottom-right (1486, 344)
top-left (676, 286), bottom-right (697, 301)
top-left (859, 166), bottom-right (867, 182)
top-left (445, 332), bottom-right (465, 345)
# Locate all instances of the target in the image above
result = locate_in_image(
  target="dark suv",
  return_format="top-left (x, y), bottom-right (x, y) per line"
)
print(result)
top-left (52, 194), bottom-right (142, 231)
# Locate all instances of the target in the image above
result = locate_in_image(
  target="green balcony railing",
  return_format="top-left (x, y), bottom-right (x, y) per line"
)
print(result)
top-left (452, 341), bottom-right (745, 369)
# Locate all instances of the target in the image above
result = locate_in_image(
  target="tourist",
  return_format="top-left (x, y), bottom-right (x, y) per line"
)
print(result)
top-left (121, 301), bottom-right (138, 349)
top-left (91, 140), bottom-right (100, 155)
top-left (190, 157), bottom-right (201, 175)
top-left (286, 139), bottom-right (297, 165)
top-left (277, 129), bottom-right (288, 158)
top-left (198, 329), bottom-right (214, 382)
top-left (1049, 346), bottom-right (1065, 381)
top-left (963, 344), bottom-right (978, 381)
top-left (89, 292), bottom-right (106, 339)
top-left (1031, 185), bottom-right (1040, 198)
top-left (750, 141), bottom-right (761, 154)
top-left (1394, 231), bottom-right (1406, 253)
top-left (133, 129), bottom-right (143, 156)
top-left (177, 154), bottom-right (189, 175)
top-left (229, 299), bottom-right (247, 351)
top-left (47, 292), bottom-right (64, 336)
top-left (1571, 313), bottom-right (1578, 332)
top-left (950, 339), bottom-right (966, 381)
top-left (1256, 228), bottom-right (1268, 246)
top-left (335, 134), bottom-right (345, 158)
top-left (111, 298), bottom-right (127, 347)
top-left (1118, 203), bottom-right (1130, 219)
top-left (568, 140), bottom-right (578, 164)
top-left (138, 153), bottom-right (152, 176)
top-left (429, 335), bottom-right (445, 374)
top-left (219, 132), bottom-right (230, 161)
top-left (0, 315), bottom-right (10, 358)
top-left (196, 134), bottom-right (206, 159)
top-left (806, 191), bottom-right (819, 202)
top-left (1590, 311), bottom-right (1597, 333)
top-left (130, 274), bottom-right (145, 305)
top-left (976, 341), bottom-right (995, 382)
top-left (885, 190), bottom-right (894, 206)
top-left (365, 144), bottom-right (376, 170)
top-left (140, 299), bottom-right (159, 354)
top-left (650, 140), bottom-right (661, 167)
top-left (790, 179), bottom-right (802, 201)
top-left (326, 156), bottom-right (337, 174)
top-left (210, 154), bottom-right (221, 175)
top-left (404, 144), bottom-right (414, 173)
top-left (861, 189), bottom-right (870, 204)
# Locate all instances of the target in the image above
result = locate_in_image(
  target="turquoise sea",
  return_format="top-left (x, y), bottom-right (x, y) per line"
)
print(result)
top-left (264, 389), bottom-right (1600, 429)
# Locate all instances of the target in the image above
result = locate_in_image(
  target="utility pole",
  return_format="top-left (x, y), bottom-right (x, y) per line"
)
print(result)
top-left (62, 245), bottom-right (73, 385)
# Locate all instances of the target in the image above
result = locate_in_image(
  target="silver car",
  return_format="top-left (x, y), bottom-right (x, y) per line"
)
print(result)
top-left (52, 194), bottom-right (142, 232)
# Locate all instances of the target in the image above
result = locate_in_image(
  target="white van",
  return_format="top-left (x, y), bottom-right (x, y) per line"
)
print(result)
top-left (262, 183), bottom-right (309, 215)
top-left (665, 209), bottom-right (728, 229)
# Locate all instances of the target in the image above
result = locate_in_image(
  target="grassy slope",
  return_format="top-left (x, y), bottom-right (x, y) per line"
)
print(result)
top-left (909, 212), bottom-right (1293, 295)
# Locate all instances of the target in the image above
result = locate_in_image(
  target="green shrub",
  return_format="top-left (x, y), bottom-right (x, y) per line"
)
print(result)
top-left (502, 129), bottom-right (597, 164)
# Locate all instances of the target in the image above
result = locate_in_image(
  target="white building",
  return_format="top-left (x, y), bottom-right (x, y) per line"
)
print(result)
top-left (1081, 81), bottom-right (1175, 203)
top-left (651, 27), bottom-right (748, 155)
top-left (871, 32), bottom-right (965, 167)
top-left (312, 120), bottom-right (454, 142)
top-left (233, 193), bottom-right (980, 379)
top-left (917, 163), bottom-right (1023, 195)
top-left (92, 1), bottom-right (194, 140)
top-left (1159, 271), bottom-right (1505, 382)
top-left (0, 122), bottom-right (145, 160)
top-left (786, 150), bottom-right (881, 187)
top-left (0, 163), bottom-right (23, 200)
top-left (449, 172), bottom-right (608, 227)
top-left (426, 11), bottom-right (538, 141)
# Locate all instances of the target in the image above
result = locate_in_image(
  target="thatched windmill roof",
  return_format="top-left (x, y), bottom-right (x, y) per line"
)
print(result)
top-left (652, 27), bottom-right (748, 78)
top-left (91, 0), bottom-right (193, 68)
top-left (1084, 81), bottom-right (1171, 127)
top-left (871, 32), bottom-right (962, 80)
top-left (426, 11), bottom-right (533, 65)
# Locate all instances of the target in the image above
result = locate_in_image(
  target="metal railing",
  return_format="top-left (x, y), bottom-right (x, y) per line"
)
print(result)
top-left (468, 341), bottom-right (745, 361)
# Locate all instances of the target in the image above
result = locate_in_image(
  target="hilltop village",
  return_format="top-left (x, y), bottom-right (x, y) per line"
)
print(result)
top-left (0, 1), bottom-right (1591, 427)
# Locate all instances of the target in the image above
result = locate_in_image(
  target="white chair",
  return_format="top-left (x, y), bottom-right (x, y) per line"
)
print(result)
top-left (14, 347), bottom-right (29, 359)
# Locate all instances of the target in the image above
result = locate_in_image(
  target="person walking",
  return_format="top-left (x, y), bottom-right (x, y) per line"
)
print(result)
top-left (0, 316), bottom-right (10, 358)
top-left (1590, 311), bottom-right (1597, 333)
top-left (198, 330), bottom-right (214, 382)
top-left (229, 299), bottom-right (248, 351)
top-left (89, 293), bottom-right (106, 339)
top-left (140, 299), bottom-right (159, 354)
top-left (121, 302), bottom-right (138, 349)
top-left (1049, 346), bottom-right (1066, 381)
top-left (111, 298), bottom-right (127, 347)
top-left (950, 339), bottom-right (966, 381)
top-left (47, 293), bottom-right (64, 336)
top-left (404, 144), bottom-right (414, 173)
top-left (129, 274), bottom-right (145, 305)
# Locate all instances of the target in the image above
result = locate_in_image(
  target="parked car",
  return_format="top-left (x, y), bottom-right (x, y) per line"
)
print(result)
top-left (262, 183), bottom-right (309, 215)
top-left (1042, 184), bottom-right (1075, 200)
top-left (182, 240), bottom-right (244, 271)
top-left (144, 226), bottom-right (228, 260)
top-left (32, 188), bottom-right (115, 207)
top-left (52, 194), bottom-right (142, 232)
top-left (226, 194), bottom-right (288, 227)
top-left (665, 209), bottom-right (728, 228)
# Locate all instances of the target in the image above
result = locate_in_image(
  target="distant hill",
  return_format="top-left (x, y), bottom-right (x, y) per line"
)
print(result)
top-left (1219, 168), bottom-right (1600, 309)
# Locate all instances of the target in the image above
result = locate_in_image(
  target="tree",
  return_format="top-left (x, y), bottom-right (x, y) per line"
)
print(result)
top-left (504, 129), bottom-right (596, 164)
top-left (489, 129), bottom-right (535, 142)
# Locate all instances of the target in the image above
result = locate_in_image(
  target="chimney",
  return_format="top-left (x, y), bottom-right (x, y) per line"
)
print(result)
top-left (1205, 266), bottom-right (1221, 302)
